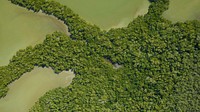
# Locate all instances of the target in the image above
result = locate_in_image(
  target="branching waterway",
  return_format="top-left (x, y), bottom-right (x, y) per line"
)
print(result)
top-left (0, 0), bottom-right (200, 111)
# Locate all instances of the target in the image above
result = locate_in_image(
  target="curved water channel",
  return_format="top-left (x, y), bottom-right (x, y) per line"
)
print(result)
top-left (0, 0), bottom-right (68, 66)
top-left (0, 67), bottom-right (75, 112)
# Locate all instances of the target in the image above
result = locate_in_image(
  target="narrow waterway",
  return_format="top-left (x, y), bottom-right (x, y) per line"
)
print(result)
top-left (0, 67), bottom-right (75, 112)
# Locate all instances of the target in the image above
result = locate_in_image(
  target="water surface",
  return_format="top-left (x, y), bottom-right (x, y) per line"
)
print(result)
top-left (163, 0), bottom-right (200, 22)
top-left (57, 0), bottom-right (150, 29)
top-left (0, 0), bottom-right (68, 66)
top-left (0, 67), bottom-right (74, 112)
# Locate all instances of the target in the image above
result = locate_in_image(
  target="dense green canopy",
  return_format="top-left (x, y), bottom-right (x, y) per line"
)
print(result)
top-left (0, 0), bottom-right (199, 111)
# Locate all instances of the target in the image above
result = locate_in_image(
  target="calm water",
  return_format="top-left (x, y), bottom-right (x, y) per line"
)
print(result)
top-left (0, 0), bottom-right (68, 66)
top-left (163, 0), bottom-right (200, 22)
top-left (57, 0), bottom-right (200, 28)
top-left (0, 67), bottom-right (75, 112)
top-left (57, 0), bottom-right (150, 29)
top-left (2, 0), bottom-right (199, 66)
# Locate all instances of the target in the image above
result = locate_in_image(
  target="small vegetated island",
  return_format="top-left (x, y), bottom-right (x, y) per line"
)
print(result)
top-left (0, 0), bottom-right (199, 111)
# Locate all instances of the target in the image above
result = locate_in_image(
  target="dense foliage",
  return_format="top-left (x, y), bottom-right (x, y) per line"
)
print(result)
top-left (0, 0), bottom-right (199, 111)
